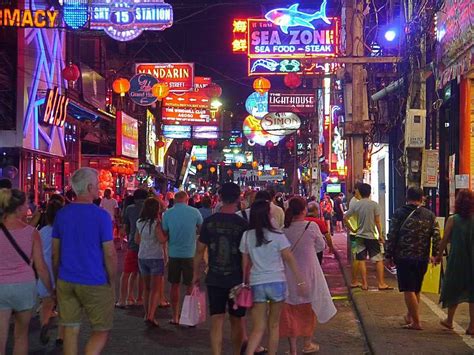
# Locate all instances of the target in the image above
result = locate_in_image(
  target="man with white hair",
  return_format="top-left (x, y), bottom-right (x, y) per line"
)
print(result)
top-left (52, 168), bottom-right (117, 355)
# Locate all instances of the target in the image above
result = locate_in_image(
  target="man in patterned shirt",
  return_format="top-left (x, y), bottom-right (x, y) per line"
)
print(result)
top-left (386, 187), bottom-right (440, 330)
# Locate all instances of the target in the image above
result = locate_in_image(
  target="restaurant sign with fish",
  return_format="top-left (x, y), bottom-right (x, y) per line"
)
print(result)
top-left (232, 0), bottom-right (340, 75)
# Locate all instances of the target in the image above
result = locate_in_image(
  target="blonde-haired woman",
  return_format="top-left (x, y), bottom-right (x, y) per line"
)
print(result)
top-left (0, 189), bottom-right (53, 354)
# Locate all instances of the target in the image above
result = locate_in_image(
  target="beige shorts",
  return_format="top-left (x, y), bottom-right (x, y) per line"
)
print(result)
top-left (57, 279), bottom-right (114, 331)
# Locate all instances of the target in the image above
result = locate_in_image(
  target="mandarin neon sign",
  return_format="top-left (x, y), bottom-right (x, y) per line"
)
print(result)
top-left (0, 8), bottom-right (59, 28)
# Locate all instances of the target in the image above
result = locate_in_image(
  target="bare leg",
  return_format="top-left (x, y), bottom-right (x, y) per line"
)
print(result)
top-left (84, 331), bottom-right (109, 355)
top-left (137, 277), bottom-right (144, 304)
top-left (118, 272), bottom-right (131, 305)
top-left (40, 297), bottom-right (55, 326)
top-left (63, 326), bottom-right (80, 355)
top-left (170, 283), bottom-right (180, 323)
top-left (13, 310), bottom-right (32, 355)
top-left (288, 337), bottom-right (297, 355)
top-left (267, 302), bottom-right (283, 355)
top-left (210, 314), bottom-right (225, 355)
top-left (375, 260), bottom-right (388, 288)
top-left (468, 303), bottom-right (474, 333)
top-left (404, 292), bottom-right (422, 329)
top-left (229, 315), bottom-right (244, 355)
top-left (142, 274), bottom-right (151, 319)
top-left (303, 336), bottom-right (319, 352)
top-left (245, 303), bottom-right (267, 355)
top-left (447, 305), bottom-right (458, 325)
top-left (0, 310), bottom-right (12, 355)
top-left (147, 275), bottom-right (161, 322)
top-left (127, 272), bottom-right (138, 303)
top-left (359, 261), bottom-right (368, 289)
top-left (351, 260), bottom-right (361, 286)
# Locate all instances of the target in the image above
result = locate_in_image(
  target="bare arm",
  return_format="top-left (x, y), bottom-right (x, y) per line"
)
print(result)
top-left (52, 238), bottom-right (60, 282)
top-left (32, 230), bottom-right (53, 294)
top-left (156, 222), bottom-right (168, 244)
top-left (103, 241), bottom-right (118, 287)
top-left (242, 252), bottom-right (251, 284)
top-left (375, 215), bottom-right (384, 242)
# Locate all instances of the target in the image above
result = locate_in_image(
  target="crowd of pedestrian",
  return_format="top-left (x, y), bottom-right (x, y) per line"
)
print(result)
top-left (0, 169), bottom-right (473, 354)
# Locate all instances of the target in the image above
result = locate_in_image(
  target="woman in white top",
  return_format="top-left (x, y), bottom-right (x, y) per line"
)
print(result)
top-left (240, 199), bottom-right (305, 355)
top-left (281, 197), bottom-right (337, 354)
top-left (136, 197), bottom-right (167, 327)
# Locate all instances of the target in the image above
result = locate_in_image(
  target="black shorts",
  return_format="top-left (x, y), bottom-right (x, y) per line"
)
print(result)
top-left (335, 213), bottom-right (344, 222)
top-left (168, 258), bottom-right (193, 286)
top-left (355, 238), bottom-right (383, 261)
top-left (207, 285), bottom-right (246, 318)
top-left (395, 259), bottom-right (428, 292)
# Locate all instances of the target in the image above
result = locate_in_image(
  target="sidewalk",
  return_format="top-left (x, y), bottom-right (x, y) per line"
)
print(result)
top-left (332, 233), bottom-right (474, 355)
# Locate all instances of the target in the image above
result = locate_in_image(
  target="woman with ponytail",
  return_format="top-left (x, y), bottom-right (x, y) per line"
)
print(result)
top-left (0, 188), bottom-right (53, 355)
top-left (240, 199), bottom-right (305, 355)
top-left (281, 197), bottom-right (336, 354)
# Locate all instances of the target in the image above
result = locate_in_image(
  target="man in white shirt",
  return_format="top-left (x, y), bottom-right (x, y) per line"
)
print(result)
top-left (100, 189), bottom-right (119, 222)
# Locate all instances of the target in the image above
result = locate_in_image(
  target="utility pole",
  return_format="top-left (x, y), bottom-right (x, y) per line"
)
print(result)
top-left (343, 0), bottom-right (370, 195)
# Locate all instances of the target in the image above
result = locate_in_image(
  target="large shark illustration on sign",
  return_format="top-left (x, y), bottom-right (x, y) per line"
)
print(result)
top-left (265, 0), bottom-right (331, 34)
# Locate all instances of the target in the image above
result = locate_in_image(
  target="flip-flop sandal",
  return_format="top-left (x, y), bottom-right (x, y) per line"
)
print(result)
top-left (254, 346), bottom-right (268, 355)
top-left (145, 319), bottom-right (160, 328)
top-left (403, 316), bottom-right (412, 325)
top-left (401, 324), bottom-right (422, 330)
top-left (440, 320), bottom-right (454, 330)
top-left (302, 343), bottom-right (320, 353)
top-left (350, 284), bottom-right (362, 289)
top-left (159, 301), bottom-right (171, 308)
top-left (114, 302), bottom-right (127, 309)
top-left (360, 286), bottom-right (369, 291)
top-left (378, 286), bottom-right (394, 291)
top-left (169, 320), bottom-right (179, 326)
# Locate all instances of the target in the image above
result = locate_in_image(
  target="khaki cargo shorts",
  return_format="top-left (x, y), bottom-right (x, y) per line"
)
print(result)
top-left (57, 279), bottom-right (114, 331)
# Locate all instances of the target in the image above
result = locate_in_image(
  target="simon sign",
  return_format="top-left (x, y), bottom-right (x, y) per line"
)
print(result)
top-left (261, 112), bottom-right (301, 136)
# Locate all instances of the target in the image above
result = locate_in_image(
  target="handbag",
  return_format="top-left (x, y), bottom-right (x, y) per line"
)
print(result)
top-left (0, 223), bottom-right (38, 279)
top-left (234, 284), bottom-right (253, 309)
top-left (290, 221), bottom-right (312, 252)
top-left (179, 287), bottom-right (207, 326)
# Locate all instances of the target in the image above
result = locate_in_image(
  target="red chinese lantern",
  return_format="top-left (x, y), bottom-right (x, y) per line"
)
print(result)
top-left (209, 166), bottom-right (216, 173)
top-left (266, 140), bottom-right (274, 148)
top-left (197, 163), bottom-right (203, 171)
top-left (284, 73), bottom-right (302, 89)
top-left (270, 169), bottom-right (277, 176)
top-left (219, 161), bottom-right (226, 167)
top-left (62, 62), bottom-right (80, 83)
top-left (285, 139), bottom-right (295, 150)
top-left (118, 166), bottom-right (126, 174)
top-left (253, 77), bottom-right (271, 95)
top-left (252, 161), bottom-right (259, 169)
top-left (235, 137), bottom-right (243, 145)
top-left (191, 155), bottom-right (197, 162)
top-left (257, 170), bottom-right (263, 176)
top-left (156, 139), bottom-right (165, 149)
top-left (183, 140), bottom-right (193, 150)
top-left (203, 83), bottom-right (222, 98)
top-left (127, 168), bottom-right (134, 175)
top-left (152, 83), bottom-right (169, 100)
top-left (235, 161), bottom-right (243, 168)
top-left (206, 159), bottom-right (212, 164)
top-left (227, 169), bottom-right (233, 176)
top-left (208, 139), bottom-right (217, 149)
top-left (112, 78), bottom-right (131, 97)
top-left (111, 165), bottom-right (119, 173)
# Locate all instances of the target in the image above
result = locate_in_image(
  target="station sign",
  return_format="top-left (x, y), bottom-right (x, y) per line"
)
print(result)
top-left (135, 63), bottom-right (194, 92)
top-left (261, 112), bottom-right (301, 136)
top-left (162, 106), bottom-right (214, 126)
top-left (269, 90), bottom-right (316, 113)
top-left (129, 73), bottom-right (158, 106)
top-left (42, 87), bottom-right (69, 127)
top-left (89, 0), bottom-right (173, 42)
top-left (0, 8), bottom-right (59, 28)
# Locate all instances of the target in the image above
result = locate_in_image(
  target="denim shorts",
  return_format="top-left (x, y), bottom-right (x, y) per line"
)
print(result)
top-left (251, 281), bottom-right (287, 303)
top-left (139, 258), bottom-right (165, 276)
top-left (0, 281), bottom-right (36, 312)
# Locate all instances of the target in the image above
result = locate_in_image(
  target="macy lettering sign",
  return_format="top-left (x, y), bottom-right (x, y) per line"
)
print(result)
top-left (0, 8), bottom-right (59, 28)
top-left (261, 112), bottom-right (301, 136)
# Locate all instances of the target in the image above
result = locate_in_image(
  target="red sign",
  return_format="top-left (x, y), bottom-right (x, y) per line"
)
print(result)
top-left (135, 63), bottom-right (194, 92)
top-left (162, 106), bottom-right (215, 126)
top-left (163, 77), bottom-right (212, 110)
top-left (268, 90), bottom-right (316, 113)
top-left (116, 111), bottom-right (139, 159)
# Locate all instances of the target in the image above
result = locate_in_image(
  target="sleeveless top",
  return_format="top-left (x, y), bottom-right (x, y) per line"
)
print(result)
top-left (0, 225), bottom-right (35, 284)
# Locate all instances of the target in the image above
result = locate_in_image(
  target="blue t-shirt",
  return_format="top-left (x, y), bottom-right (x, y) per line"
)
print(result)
top-left (52, 203), bottom-right (113, 285)
top-left (162, 203), bottom-right (203, 258)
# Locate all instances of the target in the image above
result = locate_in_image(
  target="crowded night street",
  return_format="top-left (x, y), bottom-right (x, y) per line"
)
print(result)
top-left (1, 0), bottom-right (474, 354)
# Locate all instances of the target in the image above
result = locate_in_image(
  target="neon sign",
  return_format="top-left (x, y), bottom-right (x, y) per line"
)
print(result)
top-left (0, 8), bottom-right (59, 28)
top-left (264, 0), bottom-right (330, 34)
top-left (63, 0), bottom-right (89, 29)
top-left (136, 63), bottom-right (194, 92)
top-left (90, 0), bottom-right (173, 42)
top-left (42, 87), bottom-right (69, 127)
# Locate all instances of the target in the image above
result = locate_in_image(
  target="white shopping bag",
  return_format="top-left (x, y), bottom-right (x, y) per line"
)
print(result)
top-left (179, 287), bottom-right (207, 326)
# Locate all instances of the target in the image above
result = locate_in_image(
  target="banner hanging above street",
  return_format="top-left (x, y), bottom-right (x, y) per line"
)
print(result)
top-left (268, 90), bottom-right (316, 113)
top-left (136, 63), bottom-right (194, 92)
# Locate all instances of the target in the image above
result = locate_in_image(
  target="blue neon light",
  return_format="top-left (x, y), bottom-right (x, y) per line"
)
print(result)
top-left (63, 0), bottom-right (89, 30)
top-left (265, 0), bottom-right (331, 34)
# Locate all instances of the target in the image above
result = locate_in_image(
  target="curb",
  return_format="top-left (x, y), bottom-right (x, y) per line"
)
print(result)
top-left (333, 248), bottom-right (375, 355)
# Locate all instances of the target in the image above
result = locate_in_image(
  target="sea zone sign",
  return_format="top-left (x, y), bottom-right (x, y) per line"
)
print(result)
top-left (90, 0), bottom-right (173, 42)
top-left (136, 63), bottom-right (194, 92)
top-left (269, 91), bottom-right (316, 113)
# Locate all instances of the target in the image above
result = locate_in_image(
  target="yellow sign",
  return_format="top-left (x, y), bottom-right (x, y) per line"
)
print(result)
top-left (0, 8), bottom-right (59, 28)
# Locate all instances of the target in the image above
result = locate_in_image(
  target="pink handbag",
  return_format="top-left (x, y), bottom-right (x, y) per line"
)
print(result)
top-left (234, 285), bottom-right (253, 309)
